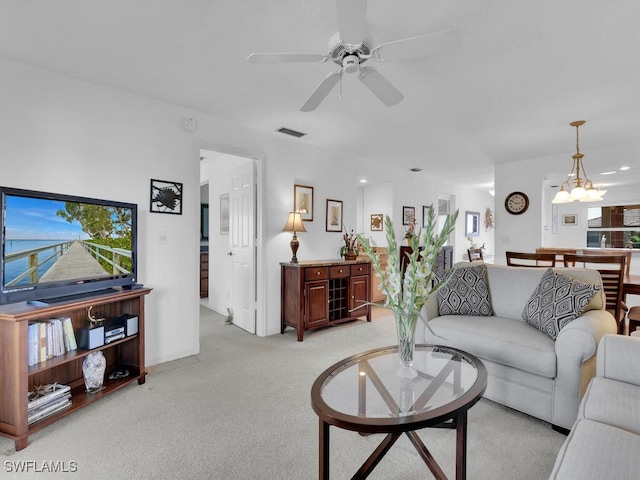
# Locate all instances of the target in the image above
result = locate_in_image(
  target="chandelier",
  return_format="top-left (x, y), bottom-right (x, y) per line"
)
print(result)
top-left (552, 120), bottom-right (606, 203)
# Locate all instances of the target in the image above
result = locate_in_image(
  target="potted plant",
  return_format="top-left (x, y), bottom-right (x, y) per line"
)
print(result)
top-left (340, 228), bottom-right (359, 261)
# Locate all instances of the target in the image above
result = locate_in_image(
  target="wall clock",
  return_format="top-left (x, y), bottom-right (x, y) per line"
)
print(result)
top-left (505, 191), bottom-right (529, 215)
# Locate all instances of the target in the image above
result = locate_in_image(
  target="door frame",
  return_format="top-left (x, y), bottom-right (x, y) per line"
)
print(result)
top-left (200, 142), bottom-right (266, 336)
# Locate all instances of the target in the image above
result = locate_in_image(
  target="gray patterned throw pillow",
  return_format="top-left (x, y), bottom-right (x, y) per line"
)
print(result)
top-left (434, 264), bottom-right (493, 316)
top-left (522, 268), bottom-right (600, 340)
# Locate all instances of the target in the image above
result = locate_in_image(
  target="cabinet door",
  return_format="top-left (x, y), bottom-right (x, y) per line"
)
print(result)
top-left (305, 280), bottom-right (329, 328)
top-left (349, 275), bottom-right (369, 316)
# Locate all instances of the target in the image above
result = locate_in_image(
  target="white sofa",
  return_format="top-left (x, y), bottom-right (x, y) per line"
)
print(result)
top-left (418, 263), bottom-right (618, 430)
top-left (549, 333), bottom-right (640, 479)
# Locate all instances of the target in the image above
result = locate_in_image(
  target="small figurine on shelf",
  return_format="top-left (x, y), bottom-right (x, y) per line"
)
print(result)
top-left (340, 226), bottom-right (359, 261)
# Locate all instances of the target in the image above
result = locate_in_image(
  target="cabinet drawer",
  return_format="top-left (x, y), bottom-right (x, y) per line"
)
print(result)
top-left (305, 267), bottom-right (329, 281)
top-left (350, 263), bottom-right (370, 275)
top-left (329, 265), bottom-right (350, 278)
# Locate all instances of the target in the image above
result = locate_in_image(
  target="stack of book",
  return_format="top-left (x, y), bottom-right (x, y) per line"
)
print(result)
top-left (28, 317), bottom-right (77, 366)
top-left (27, 383), bottom-right (72, 425)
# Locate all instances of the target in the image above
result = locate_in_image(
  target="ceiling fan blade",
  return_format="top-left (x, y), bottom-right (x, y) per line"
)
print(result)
top-left (357, 66), bottom-right (404, 107)
top-left (247, 53), bottom-right (328, 63)
top-left (372, 30), bottom-right (462, 61)
top-left (300, 70), bottom-right (342, 112)
top-left (336, 0), bottom-right (367, 46)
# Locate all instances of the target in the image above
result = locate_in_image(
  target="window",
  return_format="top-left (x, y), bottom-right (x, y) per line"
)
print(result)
top-left (587, 205), bottom-right (640, 248)
top-left (437, 195), bottom-right (454, 246)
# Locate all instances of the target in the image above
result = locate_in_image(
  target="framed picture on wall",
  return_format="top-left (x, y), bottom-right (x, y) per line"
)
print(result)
top-left (402, 206), bottom-right (415, 225)
top-left (294, 184), bottom-right (314, 221)
top-left (326, 199), bottom-right (343, 232)
top-left (150, 179), bottom-right (183, 214)
top-left (562, 214), bottom-right (578, 226)
top-left (465, 211), bottom-right (480, 236)
top-left (370, 214), bottom-right (383, 231)
top-left (422, 205), bottom-right (431, 228)
top-left (201, 203), bottom-right (209, 240)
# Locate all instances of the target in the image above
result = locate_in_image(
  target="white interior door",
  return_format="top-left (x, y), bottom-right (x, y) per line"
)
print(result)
top-left (229, 161), bottom-right (256, 333)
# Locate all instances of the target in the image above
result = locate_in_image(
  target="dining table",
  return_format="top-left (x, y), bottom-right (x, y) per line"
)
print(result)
top-left (624, 274), bottom-right (640, 298)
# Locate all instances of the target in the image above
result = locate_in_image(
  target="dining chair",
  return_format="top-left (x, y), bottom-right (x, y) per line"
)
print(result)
top-left (467, 248), bottom-right (484, 262)
top-left (627, 306), bottom-right (640, 336)
top-left (506, 251), bottom-right (556, 267)
top-left (563, 254), bottom-right (627, 334)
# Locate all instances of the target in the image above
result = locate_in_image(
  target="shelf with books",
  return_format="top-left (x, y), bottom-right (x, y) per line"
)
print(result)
top-left (0, 287), bottom-right (150, 451)
top-left (27, 334), bottom-right (138, 375)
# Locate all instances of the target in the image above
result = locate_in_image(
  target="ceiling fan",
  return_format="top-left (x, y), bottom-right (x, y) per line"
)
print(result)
top-left (247, 0), bottom-right (461, 112)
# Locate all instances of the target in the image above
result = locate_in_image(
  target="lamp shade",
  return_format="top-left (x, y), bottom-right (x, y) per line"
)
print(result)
top-left (282, 211), bottom-right (306, 234)
top-left (569, 186), bottom-right (587, 201)
top-left (552, 189), bottom-right (570, 204)
top-left (580, 188), bottom-right (604, 202)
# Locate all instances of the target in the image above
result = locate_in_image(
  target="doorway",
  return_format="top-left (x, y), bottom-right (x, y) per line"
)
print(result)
top-left (200, 148), bottom-right (259, 335)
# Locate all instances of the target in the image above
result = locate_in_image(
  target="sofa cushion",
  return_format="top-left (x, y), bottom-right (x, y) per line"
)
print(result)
top-left (426, 315), bottom-right (557, 378)
top-left (522, 268), bottom-right (600, 340)
top-left (434, 264), bottom-right (493, 316)
top-left (557, 268), bottom-right (606, 312)
top-left (549, 418), bottom-right (640, 480)
top-left (580, 377), bottom-right (640, 436)
top-left (484, 264), bottom-right (547, 320)
top-left (476, 264), bottom-right (605, 321)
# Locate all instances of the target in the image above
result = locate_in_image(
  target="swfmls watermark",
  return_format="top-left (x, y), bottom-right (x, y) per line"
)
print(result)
top-left (4, 460), bottom-right (78, 473)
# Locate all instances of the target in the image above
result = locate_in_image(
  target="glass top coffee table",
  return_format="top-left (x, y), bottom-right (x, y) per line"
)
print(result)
top-left (311, 344), bottom-right (487, 480)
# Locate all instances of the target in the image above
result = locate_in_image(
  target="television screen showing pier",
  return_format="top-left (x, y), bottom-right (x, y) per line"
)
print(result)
top-left (3, 194), bottom-right (134, 288)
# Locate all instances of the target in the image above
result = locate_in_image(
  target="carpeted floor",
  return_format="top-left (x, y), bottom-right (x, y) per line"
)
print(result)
top-left (0, 305), bottom-right (566, 479)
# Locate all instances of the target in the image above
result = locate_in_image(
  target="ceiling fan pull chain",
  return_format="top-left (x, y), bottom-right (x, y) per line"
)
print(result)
top-left (339, 71), bottom-right (343, 100)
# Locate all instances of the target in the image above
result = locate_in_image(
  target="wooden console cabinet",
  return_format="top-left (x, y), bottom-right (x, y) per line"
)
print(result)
top-left (281, 260), bottom-right (371, 341)
top-left (0, 288), bottom-right (150, 450)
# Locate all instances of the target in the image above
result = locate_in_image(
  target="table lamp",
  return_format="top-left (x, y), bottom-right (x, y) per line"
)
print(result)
top-left (282, 211), bottom-right (306, 263)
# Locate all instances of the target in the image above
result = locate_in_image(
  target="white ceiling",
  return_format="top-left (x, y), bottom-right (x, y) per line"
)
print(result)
top-left (2, 0), bottom-right (640, 189)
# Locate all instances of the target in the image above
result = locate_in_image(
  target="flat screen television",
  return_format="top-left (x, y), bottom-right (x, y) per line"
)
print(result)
top-left (0, 186), bottom-right (138, 305)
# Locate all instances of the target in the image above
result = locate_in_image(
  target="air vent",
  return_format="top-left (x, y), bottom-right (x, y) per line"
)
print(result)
top-left (409, 167), bottom-right (422, 172)
top-left (277, 127), bottom-right (306, 138)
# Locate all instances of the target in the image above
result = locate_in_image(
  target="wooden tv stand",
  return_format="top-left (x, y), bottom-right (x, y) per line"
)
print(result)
top-left (0, 288), bottom-right (150, 450)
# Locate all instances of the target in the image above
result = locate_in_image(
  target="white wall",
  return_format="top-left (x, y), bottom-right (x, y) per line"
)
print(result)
top-left (1, 57), bottom-right (497, 363)
top-left (360, 182), bottom-right (393, 247)
top-left (495, 141), bottom-right (640, 267)
top-left (0, 58), bottom-right (200, 366)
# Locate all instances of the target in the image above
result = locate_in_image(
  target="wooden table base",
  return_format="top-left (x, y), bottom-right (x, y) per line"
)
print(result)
top-left (319, 410), bottom-right (468, 480)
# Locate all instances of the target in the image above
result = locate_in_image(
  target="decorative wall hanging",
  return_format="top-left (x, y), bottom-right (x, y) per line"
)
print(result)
top-left (326, 199), bottom-right (343, 232)
top-left (150, 179), bottom-right (183, 214)
top-left (370, 214), bottom-right (383, 231)
top-left (562, 214), bottom-right (578, 226)
top-left (294, 184), bottom-right (314, 221)
top-left (485, 207), bottom-right (495, 231)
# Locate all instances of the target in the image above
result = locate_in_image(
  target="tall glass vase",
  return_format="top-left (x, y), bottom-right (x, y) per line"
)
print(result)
top-left (394, 310), bottom-right (419, 374)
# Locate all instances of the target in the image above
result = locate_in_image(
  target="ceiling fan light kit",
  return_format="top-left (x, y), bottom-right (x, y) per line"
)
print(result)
top-left (247, 0), bottom-right (461, 111)
top-left (552, 120), bottom-right (606, 204)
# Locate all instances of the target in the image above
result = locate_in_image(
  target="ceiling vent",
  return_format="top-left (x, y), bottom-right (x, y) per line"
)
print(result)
top-left (277, 127), bottom-right (307, 138)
